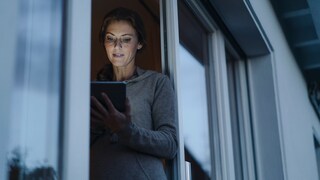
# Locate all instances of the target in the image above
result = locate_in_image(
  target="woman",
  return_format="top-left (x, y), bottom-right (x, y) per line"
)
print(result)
top-left (90, 7), bottom-right (178, 180)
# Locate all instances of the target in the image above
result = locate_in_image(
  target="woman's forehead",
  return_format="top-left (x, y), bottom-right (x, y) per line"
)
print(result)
top-left (106, 20), bottom-right (136, 34)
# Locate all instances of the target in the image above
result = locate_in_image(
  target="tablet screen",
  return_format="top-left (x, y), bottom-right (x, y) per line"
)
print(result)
top-left (90, 81), bottom-right (127, 112)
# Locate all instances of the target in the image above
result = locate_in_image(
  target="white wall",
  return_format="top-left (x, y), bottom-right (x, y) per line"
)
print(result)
top-left (250, 0), bottom-right (320, 180)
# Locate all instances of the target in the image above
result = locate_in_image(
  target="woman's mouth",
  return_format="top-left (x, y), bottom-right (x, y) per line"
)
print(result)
top-left (113, 53), bottom-right (124, 58)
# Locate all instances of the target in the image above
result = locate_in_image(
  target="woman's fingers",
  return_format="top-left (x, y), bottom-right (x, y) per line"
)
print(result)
top-left (91, 94), bottom-right (130, 132)
top-left (91, 116), bottom-right (104, 127)
top-left (91, 106), bottom-right (104, 120)
top-left (91, 96), bottom-right (109, 116)
top-left (90, 107), bottom-right (105, 130)
top-left (125, 98), bottom-right (131, 120)
top-left (101, 93), bottom-right (116, 113)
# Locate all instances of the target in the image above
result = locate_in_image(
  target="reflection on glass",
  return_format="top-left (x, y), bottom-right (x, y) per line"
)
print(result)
top-left (7, 0), bottom-right (62, 178)
top-left (179, 45), bottom-right (212, 177)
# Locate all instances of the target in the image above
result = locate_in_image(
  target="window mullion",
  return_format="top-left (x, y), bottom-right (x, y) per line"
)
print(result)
top-left (212, 30), bottom-right (236, 180)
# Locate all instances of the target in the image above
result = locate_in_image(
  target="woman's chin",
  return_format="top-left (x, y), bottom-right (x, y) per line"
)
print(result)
top-left (110, 60), bottom-right (125, 66)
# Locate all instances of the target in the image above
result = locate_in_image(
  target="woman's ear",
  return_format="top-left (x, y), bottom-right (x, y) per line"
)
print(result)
top-left (137, 43), bottom-right (143, 50)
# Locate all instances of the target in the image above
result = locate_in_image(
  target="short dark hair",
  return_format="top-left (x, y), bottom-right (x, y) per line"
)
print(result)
top-left (99, 7), bottom-right (146, 49)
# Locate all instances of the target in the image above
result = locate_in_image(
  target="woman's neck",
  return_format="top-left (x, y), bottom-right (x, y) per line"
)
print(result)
top-left (112, 65), bottom-right (136, 81)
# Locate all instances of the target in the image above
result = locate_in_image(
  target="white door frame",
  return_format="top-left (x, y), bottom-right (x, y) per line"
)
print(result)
top-left (61, 0), bottom-right (91, 179)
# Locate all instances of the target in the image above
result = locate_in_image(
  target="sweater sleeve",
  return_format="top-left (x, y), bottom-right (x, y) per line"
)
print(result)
top-left (116, 76), bottom-right (178, 159)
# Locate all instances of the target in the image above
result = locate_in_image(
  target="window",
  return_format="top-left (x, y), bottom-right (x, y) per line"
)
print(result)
top-left (6, 0), bottom-right (64, 179)
top-left (226, 48), bottom-right (255, 180)
top-left (227, 51), bottom-right (244, 180)
top-left (179, 45), bottom-right (212, 179)
top-left (178, 1), bottom-right (213, 179)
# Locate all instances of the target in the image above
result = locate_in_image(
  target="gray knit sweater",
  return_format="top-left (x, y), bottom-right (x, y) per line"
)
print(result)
top-left (90, 67), bottom-right (178, 180)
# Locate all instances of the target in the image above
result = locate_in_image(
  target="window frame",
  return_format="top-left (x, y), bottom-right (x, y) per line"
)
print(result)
top-left (184, 1), bottom-right (238, 180)
top-left (225, 42), bottom-right (256, 180)
top-left (160, 0), bottom-right (185, 179)
top-left (60, 0), bottom-right (91, 179)
top-left (164, 0), bottom-right (241, 179)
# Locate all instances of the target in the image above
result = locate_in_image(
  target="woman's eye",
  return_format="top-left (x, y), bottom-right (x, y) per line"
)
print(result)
top-left (121, 38), bottom-right (131, 44)
top-left (106, 36), bottom-right (115, 42)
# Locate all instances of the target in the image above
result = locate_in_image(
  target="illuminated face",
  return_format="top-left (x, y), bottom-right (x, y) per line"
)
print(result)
top-left (104, 20), bottom-right (142, 68)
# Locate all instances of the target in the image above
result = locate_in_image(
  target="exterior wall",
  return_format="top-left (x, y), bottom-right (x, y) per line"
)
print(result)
top-left (250, 0), bottom-right (320, 180)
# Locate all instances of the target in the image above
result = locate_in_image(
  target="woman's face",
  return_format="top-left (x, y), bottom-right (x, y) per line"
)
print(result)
top-left (104, 20), bottom-right (142, 68)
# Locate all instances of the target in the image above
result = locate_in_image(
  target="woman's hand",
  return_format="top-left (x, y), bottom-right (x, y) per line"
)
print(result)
top-left (90, 93), bottom-right (131, 133)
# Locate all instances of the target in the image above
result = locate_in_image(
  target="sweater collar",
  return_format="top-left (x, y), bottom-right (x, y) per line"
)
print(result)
top-left (96, 64), bottom-right (152, 83)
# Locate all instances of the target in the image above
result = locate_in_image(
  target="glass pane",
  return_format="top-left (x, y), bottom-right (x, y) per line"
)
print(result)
top-left (7, 0), bottom-right (63, 179)
top-left (179, 45), bottom-right (212, 179)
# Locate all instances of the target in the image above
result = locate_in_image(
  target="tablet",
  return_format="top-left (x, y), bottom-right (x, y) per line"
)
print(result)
top-left (90, 81), bottom-right (127, 112)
